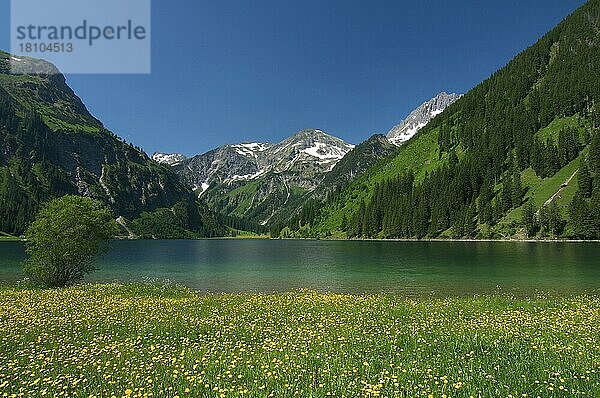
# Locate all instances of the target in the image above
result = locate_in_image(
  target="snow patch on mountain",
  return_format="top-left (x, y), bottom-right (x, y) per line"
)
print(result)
top-left (152, 152), bottom-right (187, 166)
top-left (303, 142), bottom-right (349, 160)
top-left (192, 182), bottom-right (211, 198)
top-left (225, 170), bottom-right (267, 183)
top-left (231, 143), bottom-right (272, 158)
top-left (387, 92), bottom-right (462, 146)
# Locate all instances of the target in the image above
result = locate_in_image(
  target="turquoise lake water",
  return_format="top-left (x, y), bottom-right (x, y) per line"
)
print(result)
top-left (1, 240), bottom-right (599, 296)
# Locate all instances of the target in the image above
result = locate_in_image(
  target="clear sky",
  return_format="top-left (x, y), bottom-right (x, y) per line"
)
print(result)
top-left (0, 0), bottom-right (588, 156)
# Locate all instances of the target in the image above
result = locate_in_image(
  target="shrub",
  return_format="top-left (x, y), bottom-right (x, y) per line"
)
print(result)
top-left (23, 195), bottom-right (118, 287)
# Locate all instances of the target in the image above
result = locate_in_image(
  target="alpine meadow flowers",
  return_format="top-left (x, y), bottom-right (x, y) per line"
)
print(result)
top-left (0, 284), bottom-right (598, 397)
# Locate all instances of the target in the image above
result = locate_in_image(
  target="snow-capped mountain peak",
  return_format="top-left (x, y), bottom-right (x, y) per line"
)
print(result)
top-left (170, 129), bottom-right (354, 195)
top-left (387, 92), bottom-right (462, 146)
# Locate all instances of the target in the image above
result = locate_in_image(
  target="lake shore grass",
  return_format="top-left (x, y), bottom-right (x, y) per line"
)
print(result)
top-left (0, 232), bottom-right (20, 242)
top-left (0, 284), bottom-right (598, 397)
top-left (274, 236), bottom-right (600, 243)
top-left (10, 235), bottom-right (599, 243)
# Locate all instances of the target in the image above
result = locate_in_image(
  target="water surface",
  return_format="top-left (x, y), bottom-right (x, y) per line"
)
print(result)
top-left (1, 240), bottom-right (599, 296)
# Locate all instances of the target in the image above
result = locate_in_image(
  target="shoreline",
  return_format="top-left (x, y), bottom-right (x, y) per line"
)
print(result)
top-left (2, 282), bottom-right (599, 298)
top-left (0, 238), bottom-right (22, 242)
top-left (4, 236), bottom-right (600, 243)
top-left (318, 237), bottom-right (600, 243)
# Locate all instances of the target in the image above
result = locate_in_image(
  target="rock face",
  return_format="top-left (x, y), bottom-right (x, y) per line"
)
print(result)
top-left (171, 129), bottom-right (354, 224)
top-left (152, 152), bottom-right (187, 166)
top-left (387, 92), bottom-right (462, 145)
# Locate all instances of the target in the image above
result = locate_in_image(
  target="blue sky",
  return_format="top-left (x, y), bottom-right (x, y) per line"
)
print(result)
top-left (0, 0), bottom-right (587, 156)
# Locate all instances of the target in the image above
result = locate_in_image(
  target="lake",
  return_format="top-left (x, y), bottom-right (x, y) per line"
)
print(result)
top-left (0, 239), bottom-right (599, 296)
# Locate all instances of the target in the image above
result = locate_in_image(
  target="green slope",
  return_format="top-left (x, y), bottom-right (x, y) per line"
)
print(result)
top-left (303, 0), bottom-right (600, 240)
top-left (314, 129), bottom-right (447, 234)
top-left (0, 52), bottom-right (226, 237)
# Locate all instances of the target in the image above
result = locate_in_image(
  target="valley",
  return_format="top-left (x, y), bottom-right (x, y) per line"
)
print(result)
top-left (1, 2), bottom-right (600, 397)
top-left (2, 1), bottom-right (600, 242)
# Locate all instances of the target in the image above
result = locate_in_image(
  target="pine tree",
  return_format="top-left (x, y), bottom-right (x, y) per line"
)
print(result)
top-left (363, 202), bottom-right (378, 238)
top-left (590, 132), bottom-right (600, 174)
top-left (451, 208), bottom-right (466, 238)
top-left (590, 187), bottom-right (600, 239)
top-left (512, 171), bottom-right (524, 207)
top-left (546, 141), bottom-right (560, 176)
top-left (491, 199), bottom-right (503, 226)
top-left (522, 201), bottom-right (538, 237)
top-left (413, 194), bottom-right (429, 239)
top-left (558, 129), bottom-right (569, 166)
top-left (569, 194), bottom-right (590, 239)
top-left (578, 159), bottom-right (593, 198)
top-left (340, 213), bottom-right (348, 231)
top-left (465, 204), bottom-right (478, 239)
top-left (349, 201), bottom-right (366, 238)
top-left (502, 176), bottom-right (514, 211)
top-left (478, 179), bottom-right (494, 225)
top-left (530, 139), bottom-right (544, 176)
top-left (539, 202), bottom-right (565, 237)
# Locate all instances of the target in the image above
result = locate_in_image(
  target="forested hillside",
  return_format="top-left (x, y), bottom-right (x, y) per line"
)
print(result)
top-left (280, 0), bottom-right (600, 240)
top-left (0, 51), bottom-right (225, 237)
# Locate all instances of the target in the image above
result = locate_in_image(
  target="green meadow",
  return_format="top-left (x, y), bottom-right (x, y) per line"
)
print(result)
top-left (0, 284), bottom-right (598, 397)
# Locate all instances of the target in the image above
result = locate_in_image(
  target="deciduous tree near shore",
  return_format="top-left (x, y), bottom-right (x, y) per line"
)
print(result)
top-left (23, 195), bottom-right (118, 288)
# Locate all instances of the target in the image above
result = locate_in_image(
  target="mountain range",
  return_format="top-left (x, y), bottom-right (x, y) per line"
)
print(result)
top-left (2, 0), bottom-right (600, 240)
top-left (0, 47), bottom-right (457, 237)
top-left (151, 94), bottom-right (459, 226)
top-left (171, 129), bottom-right (354, 226)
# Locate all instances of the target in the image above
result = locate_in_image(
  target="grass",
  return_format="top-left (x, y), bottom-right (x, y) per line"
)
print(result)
top-left (534, 115), bottom-right (583, 142)
top-left (223, 231), bottom-right (271, 239)
top-left (0, 232), bottom-right (20, 242)
top-left (0, 284), bottom-right (598, 397)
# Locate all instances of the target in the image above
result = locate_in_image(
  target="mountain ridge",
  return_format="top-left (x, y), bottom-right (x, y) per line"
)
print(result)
top-left (165, 129), bottom-right (354, 225)
top-left (0, 51), bottom-right (225, 237)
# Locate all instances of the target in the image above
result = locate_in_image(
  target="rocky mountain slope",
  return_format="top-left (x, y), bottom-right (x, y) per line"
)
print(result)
top-left (174, 129), bottom-right (353, 191)
top-left (309, 134), bottom-right (397, 200)
top-left (166, 129), bottom-right (354, 225)
top-left (387, 92), bottom-right (461, 145)
top-left (0, 51), bottom-right (224, 236)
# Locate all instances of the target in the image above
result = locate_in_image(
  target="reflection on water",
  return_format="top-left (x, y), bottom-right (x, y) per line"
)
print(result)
top-left (0, 240), bottom-right (599, 296)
